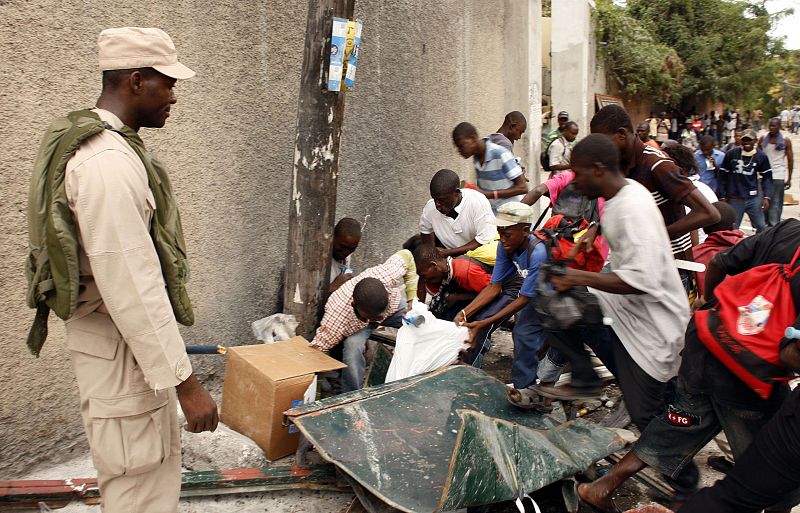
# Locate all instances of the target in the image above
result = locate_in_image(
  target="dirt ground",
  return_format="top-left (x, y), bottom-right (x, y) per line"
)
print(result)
top-left (19, 147), bottom-right (800, 512)
top-left (470, 330), bottom-right (736, 513)
top-left (20, 329), bottom-right (766, 513)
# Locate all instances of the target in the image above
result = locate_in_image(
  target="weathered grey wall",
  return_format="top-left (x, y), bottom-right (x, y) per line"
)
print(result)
top-left (551, 0), bottom-right (593, 135)
top-left (0, 0), bottom-right (533, 476)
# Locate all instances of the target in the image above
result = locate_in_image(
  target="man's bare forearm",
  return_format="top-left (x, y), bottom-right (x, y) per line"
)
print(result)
top-left (441, 239), bottom-right (481, 257)
top-left (521, 183), bottom-right (548, 206)
top-left (704, 257), bottom-right (728, 300)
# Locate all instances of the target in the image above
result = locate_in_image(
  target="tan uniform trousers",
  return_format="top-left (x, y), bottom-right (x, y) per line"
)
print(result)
top-left (66, 312), bottom-right (181, 513)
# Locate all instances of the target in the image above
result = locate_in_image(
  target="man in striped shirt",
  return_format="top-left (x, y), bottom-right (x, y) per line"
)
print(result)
top-left (453, 122), bottom-right (528, 213)
top-left (586, 105), bottom-right (719, 291)
top-left (488, 111), bottom-right (527, 153)
top-left (310, 250), bottom-right (418, 392)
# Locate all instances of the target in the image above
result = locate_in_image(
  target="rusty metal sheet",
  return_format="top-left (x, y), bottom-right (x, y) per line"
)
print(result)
top-left (286, 366), bottom-right (625, 512)
top-left (0, 464), bottom-right (345, 509)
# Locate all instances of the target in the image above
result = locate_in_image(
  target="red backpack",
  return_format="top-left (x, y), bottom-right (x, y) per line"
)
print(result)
top-left (535, 214), bottom-right (605, 273)
top-left (695, 246), bottom-right (800, 399)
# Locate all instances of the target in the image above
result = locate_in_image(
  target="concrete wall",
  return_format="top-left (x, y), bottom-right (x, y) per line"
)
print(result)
top-left (551, 0), bottom-right (594, 136)
top-left (0, 0), bottom-right (537, 476)
top-left (540, 16), bottom-right (553, 129)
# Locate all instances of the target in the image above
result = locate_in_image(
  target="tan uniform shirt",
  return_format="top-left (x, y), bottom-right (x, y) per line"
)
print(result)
top-left (65, 109), bottom-right (192, 391)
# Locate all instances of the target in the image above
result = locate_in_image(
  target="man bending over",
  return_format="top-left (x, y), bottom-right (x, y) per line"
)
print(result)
top-left (311, 251), bottom-right (417, 392)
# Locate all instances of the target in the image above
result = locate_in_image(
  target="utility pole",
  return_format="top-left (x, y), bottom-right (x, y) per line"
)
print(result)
top-left (284, 0), bottom-right (356, 340)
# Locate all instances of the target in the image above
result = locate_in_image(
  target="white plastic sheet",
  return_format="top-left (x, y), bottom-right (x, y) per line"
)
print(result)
top-left (251, 313), bottom-right (298, 344)
top-left (385, 302), bottom-right (470, 383)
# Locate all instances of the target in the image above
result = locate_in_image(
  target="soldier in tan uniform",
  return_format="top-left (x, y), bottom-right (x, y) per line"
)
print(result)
top-left (54, 27), bottom-right (218, 511)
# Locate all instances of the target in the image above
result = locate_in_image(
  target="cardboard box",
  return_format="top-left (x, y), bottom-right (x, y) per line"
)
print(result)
top-left (221, 337), bottom-right (346, 460)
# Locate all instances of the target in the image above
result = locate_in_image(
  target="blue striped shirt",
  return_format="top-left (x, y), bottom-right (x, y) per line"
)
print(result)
top-left (473, 139), bottom-right (524, 211)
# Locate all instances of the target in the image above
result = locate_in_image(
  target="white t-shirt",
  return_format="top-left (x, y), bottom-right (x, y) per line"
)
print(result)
top-left (761, 132), bottom-right (789, 180)
top-left (548, 136), bottom-right (572, 167)
top-left (330, 255), bottom-right (351, 284)
top-left (686, 175), bottom-right (719, 244)
top-left (591, 180), bottom-right (690, 382)
top-left (419, 188), bottom-right (497, 249)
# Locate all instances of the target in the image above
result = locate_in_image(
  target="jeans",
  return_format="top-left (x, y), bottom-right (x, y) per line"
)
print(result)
top-left (729, 196), bottom-right (767, 233)
top-left (462, 287), bottom-right (518, 367)
top-left (536, 346), bottom-right (568, 384)
top-left (510, 299), bottom-right (546, 390)
top-left (767, 179), bottom-right (785, 226)
top-left (679, 388), bottom-right (800, 513)
top-left (341, 308), bottom-right (404, 392)
top-left (639, 380), bottom-right (800, 512)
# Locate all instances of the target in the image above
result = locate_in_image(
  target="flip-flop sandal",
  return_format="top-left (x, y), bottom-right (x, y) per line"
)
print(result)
top-left (561, 480), bottom-right (621, 513)
top-left (507, 387), bottom-right (553, 413)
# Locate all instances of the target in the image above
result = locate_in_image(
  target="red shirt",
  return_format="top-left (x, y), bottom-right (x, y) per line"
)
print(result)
top-left (694, 230), bottom-right (745, 297)
top-left (427, 257), bottom-right (491, 295)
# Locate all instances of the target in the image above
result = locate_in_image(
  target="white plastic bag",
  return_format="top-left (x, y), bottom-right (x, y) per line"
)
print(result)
top-left (385, 302), bottom-right (470, 382)
top-left (251, 313), bottom-right (298, 344)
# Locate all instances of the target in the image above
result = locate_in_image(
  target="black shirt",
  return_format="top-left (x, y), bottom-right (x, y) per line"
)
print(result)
top-left (627, 138), bottom-right (695, 258)
top-left (682, 219), bottom-right (800, 410)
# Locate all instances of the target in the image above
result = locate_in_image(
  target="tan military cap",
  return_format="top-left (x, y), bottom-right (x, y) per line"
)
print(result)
top-left (98, 27), bottom-right (195, 80)
top-left (491, 202), bottom-right (536, 227)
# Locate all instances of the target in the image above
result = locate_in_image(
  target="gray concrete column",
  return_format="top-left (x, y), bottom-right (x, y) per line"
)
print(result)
top-left (551, 0), bottom-right (594, 136)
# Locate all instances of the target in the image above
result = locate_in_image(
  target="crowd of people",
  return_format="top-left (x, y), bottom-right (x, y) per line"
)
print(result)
top-left (634, 110), bottom-right (794, 236)
top-left (311, 103), bottom-right (800, 513)
top-left (31, 24), bottom-right (800, 513)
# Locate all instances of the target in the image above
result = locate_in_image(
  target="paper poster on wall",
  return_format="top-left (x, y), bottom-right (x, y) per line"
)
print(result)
top-left (344, 20), bottom-right (363, 91)
top-left (327, 17), bottom-right (348, 92)
top-left (328, 18), bottom-right (363, 92)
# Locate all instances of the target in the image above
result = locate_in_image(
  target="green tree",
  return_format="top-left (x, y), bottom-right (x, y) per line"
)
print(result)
top-left (627, 0), bottom-right (782, 107)
top-left (593, 0), bottom-right (684, 103)
top-left (594, 0), bottom-right (789, 109)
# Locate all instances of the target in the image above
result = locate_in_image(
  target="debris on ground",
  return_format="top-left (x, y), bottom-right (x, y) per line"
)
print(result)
top-left (8, 329), bottom-right (781, 512)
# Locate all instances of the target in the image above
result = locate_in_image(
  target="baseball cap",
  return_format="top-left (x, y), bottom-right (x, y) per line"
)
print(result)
top-left (490, 202), bottom-right (535, 227)
top-left (98, 27), bottom-right (195, 80)
top-left (557, 111), bottom-right (569, 119)
top-left (741, 129), bottom-right (757, 141)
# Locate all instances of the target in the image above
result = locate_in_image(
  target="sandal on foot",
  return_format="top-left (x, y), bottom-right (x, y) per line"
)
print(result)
top-left (562, 479), bottom-right (621, 513)
top-left (507, 386), bottom-right (553, 412)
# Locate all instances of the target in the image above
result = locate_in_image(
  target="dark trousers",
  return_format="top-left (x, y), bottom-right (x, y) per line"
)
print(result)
top-left (548, 324), bottom-right (700, 492)
top-left (546, 325), bottom-right (667, 431)
top-left (461, 287), bottom-right (517, 367)
top-left (508, 300), bottom-right (546, 389)
top-left (680, 389), bottom-right (800, 513)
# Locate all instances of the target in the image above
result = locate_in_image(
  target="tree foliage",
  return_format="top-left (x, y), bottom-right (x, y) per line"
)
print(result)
top-left (594, 0), bottom-right (789, 108)
top-left (593, 1), bottom-right (683, 103)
